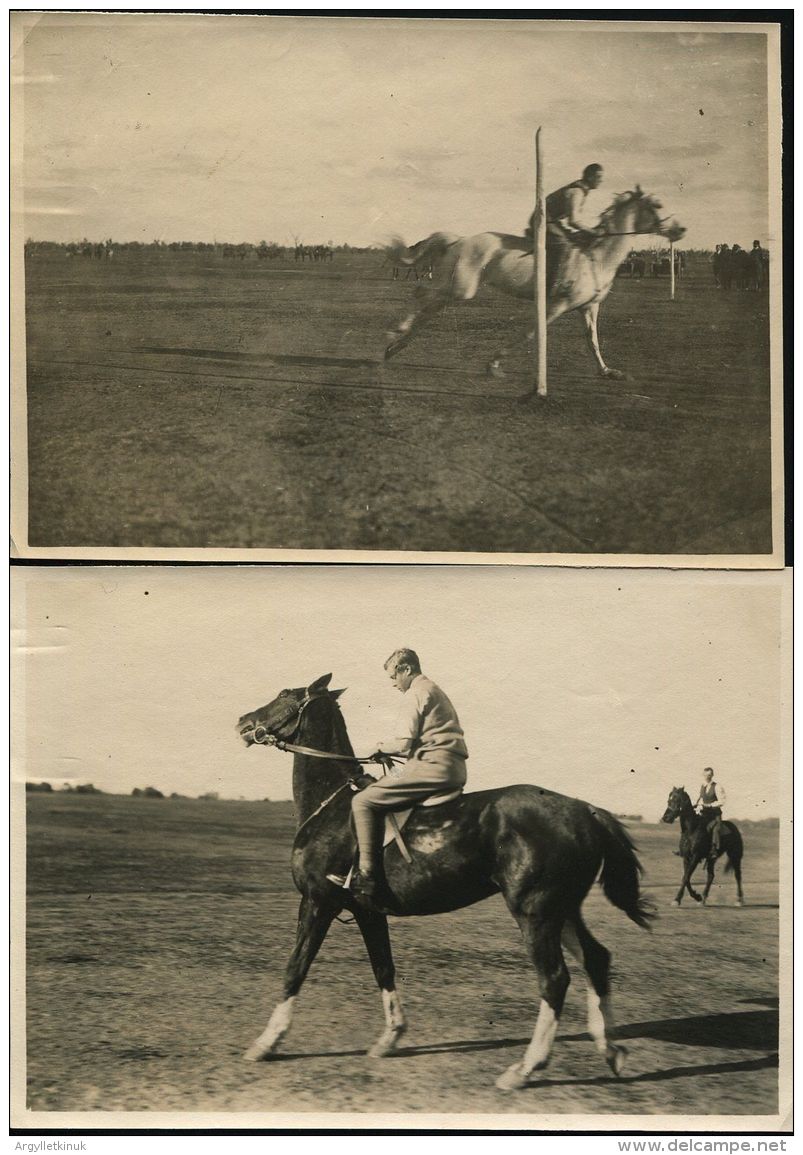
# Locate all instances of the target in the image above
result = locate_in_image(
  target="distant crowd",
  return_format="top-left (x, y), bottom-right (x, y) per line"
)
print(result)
top-left (712, 241), bottom-right (768, 291)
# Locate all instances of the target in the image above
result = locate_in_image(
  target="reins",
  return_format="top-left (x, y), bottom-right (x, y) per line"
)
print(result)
top-left (249, 693), bottom-right (405, 831)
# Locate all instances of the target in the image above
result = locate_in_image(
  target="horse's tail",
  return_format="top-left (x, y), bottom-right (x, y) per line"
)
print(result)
top-left (592, 806), bottom-right (656, 930)
top-left (384, 232), bottom-right (459, 268)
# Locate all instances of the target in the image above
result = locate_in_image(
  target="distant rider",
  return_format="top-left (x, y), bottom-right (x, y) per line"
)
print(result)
top-left (695, 766), bottom-right (726, 856)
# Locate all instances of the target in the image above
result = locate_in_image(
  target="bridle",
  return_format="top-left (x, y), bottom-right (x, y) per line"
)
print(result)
top-left (597, 194), bottom-right (681, 240)
top-left (246, 689), bottom-right (405, 835)
top-left (249, 690), bottom-right (401, 766)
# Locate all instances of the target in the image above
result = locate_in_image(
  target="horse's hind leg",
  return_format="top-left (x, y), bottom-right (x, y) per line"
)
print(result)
top-left (496, 911), bottom-right (569, 1091)
top-left (244, 896), bottom-right (336, 1060)
top-left (384, 288), bottom-right (450, 360)
top-left (352, 906), bottom-right (407, 1057)
top-left (731, 854), bottom-right (745, 906)
top-left (562, 917), bottom-right (626, 1076)
top-left (385, 255), bottom-right (478, 361)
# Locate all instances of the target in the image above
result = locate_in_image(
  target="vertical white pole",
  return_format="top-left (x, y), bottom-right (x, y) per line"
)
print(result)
top-left (669, 240), bottom-right (676, 301)
top-left (534, 127), bottom-right (547, 397)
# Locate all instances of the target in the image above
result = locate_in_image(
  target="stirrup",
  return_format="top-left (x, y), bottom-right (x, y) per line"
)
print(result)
top-left (350, 868), bottom-right (395, 914)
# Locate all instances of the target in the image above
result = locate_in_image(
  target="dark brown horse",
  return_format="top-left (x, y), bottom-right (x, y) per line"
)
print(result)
top-left (237, 675), bottom-right (655, 1090)
top-left (661, 786), bottom-right (744, 907)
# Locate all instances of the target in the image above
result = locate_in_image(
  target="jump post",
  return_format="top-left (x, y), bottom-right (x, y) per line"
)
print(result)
top-left (533, 127), bottom-right (547, 397)
top-left (670, 238), bottom-right (676, 301)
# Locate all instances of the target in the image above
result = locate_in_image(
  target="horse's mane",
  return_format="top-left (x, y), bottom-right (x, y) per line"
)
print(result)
top-left (599, 188), bottom-right (662, 224)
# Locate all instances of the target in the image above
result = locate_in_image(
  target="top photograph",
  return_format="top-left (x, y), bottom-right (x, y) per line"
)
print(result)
top-left (11, 15), bottom-right (785, 564)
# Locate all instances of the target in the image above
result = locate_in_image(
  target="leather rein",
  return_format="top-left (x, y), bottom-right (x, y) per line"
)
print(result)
top-left (249, 691), bottom-right (405, 829)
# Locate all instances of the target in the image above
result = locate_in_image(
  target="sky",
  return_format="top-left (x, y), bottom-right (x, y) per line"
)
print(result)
top-left (13, 15), bottom-right (777, 250)
top-left (15, 566), bottom-right (788, 820)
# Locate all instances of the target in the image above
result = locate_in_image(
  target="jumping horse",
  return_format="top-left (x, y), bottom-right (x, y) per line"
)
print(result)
top-left (384, 189), bottom-right (684, 382)
top-left (237, 675), bottom-right (655, 1090)
top-left (661, 786), bottom-right (744, 907)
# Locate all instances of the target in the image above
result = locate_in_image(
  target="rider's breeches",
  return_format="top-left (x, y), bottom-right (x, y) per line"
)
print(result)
top-left (706, 809), bottom-right (723, 847)
top-left (351, 751), bottom-right (467, 867)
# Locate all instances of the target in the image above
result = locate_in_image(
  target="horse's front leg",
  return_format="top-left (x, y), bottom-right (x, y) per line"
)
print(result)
top-left (701, 858), bottom-right (716, 904)
top-left (579, 302), bottom-right (624, 380)
top-left (674, 856), bottom-right (703, 906)
top-left (352, 906), bottom-right (407, 1057)
top-left (244, 895), bottom-right (336, 1061)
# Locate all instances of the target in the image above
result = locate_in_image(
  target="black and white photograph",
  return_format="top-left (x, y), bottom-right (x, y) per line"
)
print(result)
top-left (12, 15), bottom-right (784, 562)
top-left (13, 565), bottom-right (790, 1129)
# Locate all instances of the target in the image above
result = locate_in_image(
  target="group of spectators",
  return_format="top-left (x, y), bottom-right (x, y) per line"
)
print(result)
top-left (713, 241), bottom-right (768, 291)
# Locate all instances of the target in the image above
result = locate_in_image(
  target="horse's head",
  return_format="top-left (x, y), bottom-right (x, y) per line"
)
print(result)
top-left (660, 785), bottom-right (688, 824)
top-left (237, 674), bottom-right (345, 748)
top-left (605, 188), bottom-right (686, 243)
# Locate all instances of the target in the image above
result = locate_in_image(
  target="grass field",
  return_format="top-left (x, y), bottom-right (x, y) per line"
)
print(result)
top-left (24, 792), bottom-right (781, 1120)
top-left (23, 251), bottom-right (772, 553)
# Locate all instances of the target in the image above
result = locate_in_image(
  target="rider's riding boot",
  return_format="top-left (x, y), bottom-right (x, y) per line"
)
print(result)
top-left (350, 865), bottom-right (395, 914)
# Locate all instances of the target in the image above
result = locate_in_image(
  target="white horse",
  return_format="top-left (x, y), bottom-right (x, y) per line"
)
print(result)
top-left (384, 190), bottom-right (684, 382)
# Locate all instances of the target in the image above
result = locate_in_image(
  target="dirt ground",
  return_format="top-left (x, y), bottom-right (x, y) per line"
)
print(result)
top-left (23, 251), bottom-right (772, 554)
top-left (24, 793), bottom-right (780, 1122)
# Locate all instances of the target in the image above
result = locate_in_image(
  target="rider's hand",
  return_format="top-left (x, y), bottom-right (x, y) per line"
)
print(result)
top-left (352, 772), bottom-right (377, 790)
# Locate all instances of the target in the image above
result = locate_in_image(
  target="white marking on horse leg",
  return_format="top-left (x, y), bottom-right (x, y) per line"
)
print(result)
top-left (243, 996), bottom-right (296, 1061)
top-left (586, 989), bottom-right (614, 1053)
top-left (587, 992), bottom-right (627, 1074)
top-left (368, 988), bottom-right (407, 1058)
top-left (521, 999), bottom-right (558, 1074)
top-left (563, 921), bottom-right (621, 1068)
top-left (496, 999), bottom-right (558, 1090)
top-left (382, 987), bottom-right (406, 1030)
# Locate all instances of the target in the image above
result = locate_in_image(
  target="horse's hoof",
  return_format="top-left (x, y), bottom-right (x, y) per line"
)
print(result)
top-left (601, 368), bottom-right (625, 381)
top-left (243, 1043), bottom-right (274, 1062)
top-left (692, 894), bottom-right (703, 904)
top-left (606, 1045), bottom-right (628, 1078)
top-left (495, 1062), bottom-right (530, 1092)
top-left (487, 362), bottom-right (505, 379)
top-left (671, 900), bottom-right (681, 908)
top-left (384, 333), bottom-right (410, 361)
top-left (368, 1024), bottom-right (407, 1058)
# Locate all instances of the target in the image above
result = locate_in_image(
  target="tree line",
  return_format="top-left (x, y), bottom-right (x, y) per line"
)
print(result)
top-left (24, 238), bottom-right (376, 259)
top-left (25, 781), bottom-right (243, 800)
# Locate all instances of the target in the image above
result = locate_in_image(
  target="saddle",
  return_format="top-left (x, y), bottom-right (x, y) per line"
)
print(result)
top-left (336, 786), bottom-right (464, 890)
top-left (384, 786), bottom-right (464, 861)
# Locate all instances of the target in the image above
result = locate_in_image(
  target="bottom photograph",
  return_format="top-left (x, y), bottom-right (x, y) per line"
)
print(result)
top-left (13, 565), bottom-right (790, 1131)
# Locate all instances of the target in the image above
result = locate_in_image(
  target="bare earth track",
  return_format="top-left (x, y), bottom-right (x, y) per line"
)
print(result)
top-left (24, 251), bottom-right (772, 553)
top-left (26, 794), bottom-right (779, 1119)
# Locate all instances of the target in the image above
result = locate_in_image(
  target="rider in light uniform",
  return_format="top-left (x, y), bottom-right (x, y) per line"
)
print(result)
top-left (348, 649), bottom-right (468, 911)
top-left (525, 163), bottom-right (605, 292)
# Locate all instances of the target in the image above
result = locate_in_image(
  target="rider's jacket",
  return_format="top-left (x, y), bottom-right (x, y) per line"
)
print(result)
top-left (546, 180), bottom-right (590, 230)
top-left (697, 781), bottom-right (725, 814)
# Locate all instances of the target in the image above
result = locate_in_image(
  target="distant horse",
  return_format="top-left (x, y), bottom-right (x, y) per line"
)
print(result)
top-left (384, 189), bottom-right (684, 382)
top-left (661, 786), bottom-right (744, 907)
top-left (237, 675), bottom-right (655, 1090)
